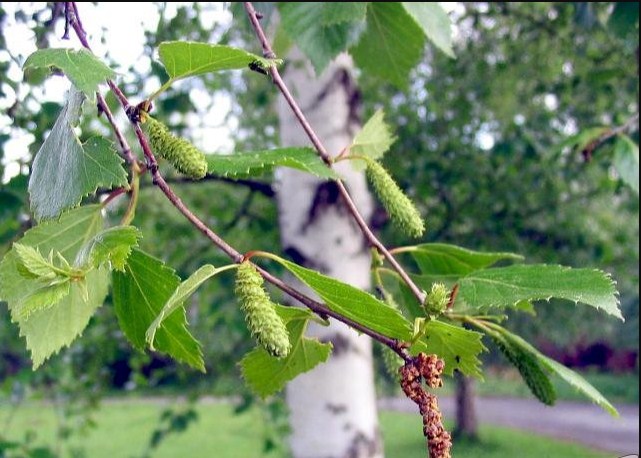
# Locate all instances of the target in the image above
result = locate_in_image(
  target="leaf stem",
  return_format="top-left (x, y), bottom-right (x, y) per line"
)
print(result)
top-left (389, 246), bottom-right (418, 255)
top-left (121, 169), bottom-right (140, 226)
top-left (102, 187), bottom-right (127, 208)
top-left (147, 79), bottom-right (175, 103)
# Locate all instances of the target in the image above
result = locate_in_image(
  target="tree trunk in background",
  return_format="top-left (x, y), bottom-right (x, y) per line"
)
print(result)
top-left (276, 50), bottom-right (384, 458)
top-left (454, 373), bottom-right (479, 440)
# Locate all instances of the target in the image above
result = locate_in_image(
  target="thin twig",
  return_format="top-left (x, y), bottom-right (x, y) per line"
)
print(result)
top-left (582, 112), bottom-right (639, 161)
top-left (67, 3), bottom-right (408, 358)
top-left (101, 187), bottom-right (127, 208)
top-left (446, 284), bottom-right (459, 310)
top-left (224, 191), bottom-right (255, 230)
top-left (243, 2), bottom-right (427, 304)
top-left (97, 93), bottom-right (140, 169)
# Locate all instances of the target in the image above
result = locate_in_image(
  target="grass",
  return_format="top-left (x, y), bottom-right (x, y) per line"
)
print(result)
top-left (0, 400), bottom-right (610, 458)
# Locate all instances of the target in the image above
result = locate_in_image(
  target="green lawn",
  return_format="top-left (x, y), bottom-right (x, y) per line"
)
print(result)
top-left (0, 400), bottom-right (609, 458)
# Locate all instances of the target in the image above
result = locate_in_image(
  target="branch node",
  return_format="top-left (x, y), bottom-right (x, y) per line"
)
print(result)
top-left (125, 104), bottom-right (141, 124)
top-left (148, 162), bottom-right (159, 178)
top-left (62, 3), bottom-right (71, 39)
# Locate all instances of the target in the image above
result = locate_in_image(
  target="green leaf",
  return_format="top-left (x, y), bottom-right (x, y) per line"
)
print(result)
top-left (541, 354), bottom-right (618, 417)
top-left (206, 147), bottom-right (339, 180)
top-left (350, 109), bottom-right (396, 168)
top-left (0, 205), bottom-right (108, 368)
top-left (614, 135), bottom-right (639, 194)
top-left (158, 41), bottom-right (275, 82)
top-left (409, 272), bottom-right (459, 289)
top-left (402, 3), bottom-right (455, 58)
top-left (608, 2), bottom-right (639, 41)
top-left (19, 269), bottom-right (108, 369)
top-left (146, 264), bottom-right (237, 348)
top-left (411, 320), bottom-right (486, 378)
top-left (112, 249), bottom-right (205, 372)
top-left (279, 3), bottom-right (364, 73)
top-left (12, 281), bottom-right (70, 321)
top-left (74, 226), bottom-right (142, 271)
top-left (13, 244), bottom-right (58, 279)
top-left (272, 24), bottom-right (294, 57)
top-left (409, 243), bottom-right (523, 276)
top-left (240, 306), bottom-right (332, 398)
top-left (28, 88), bottom-right (128, 221)
top-left (377, 266), bottom-right (426, 321)
top-left (23, 48), bottom-right (116, 96)
top-left (489, 325), bottom-right (618, 417)
top-left (270, 256), bottom-right (412, 340)
top-left (317, 2), bottom-right (369, 25)
top-left (458, 264), bottom-right (623, 320)
top-left (351, 3), bottom-right (425, 88)
top-left (490, 331), bottom-right (556, 405)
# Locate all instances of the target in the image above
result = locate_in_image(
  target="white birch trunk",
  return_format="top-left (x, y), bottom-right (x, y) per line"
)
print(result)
top-left (276, 50), bottom-right (384, 458)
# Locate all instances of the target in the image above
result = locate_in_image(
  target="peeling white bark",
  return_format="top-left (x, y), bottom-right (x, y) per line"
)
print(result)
top-left (276, 50), bottom-right (384, 458)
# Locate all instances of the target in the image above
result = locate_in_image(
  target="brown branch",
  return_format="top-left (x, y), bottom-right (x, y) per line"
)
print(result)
top-left (582, 113), bottom-right (639, 161)
top-left (243, 2), bottom-right (427, 305)
top-left (66, 2), bottom-right (408, 360)
top-left (97, 94), bottom-right (140, 169)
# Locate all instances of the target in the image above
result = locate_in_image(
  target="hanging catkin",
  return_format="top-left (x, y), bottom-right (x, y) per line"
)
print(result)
top-left (145, 116), bottom-right (208, 179)
top-left (235, 261), bottom-right (291, 358)
top-left (493, 335), bottom-right (557, 406)
top-left (365, 158), bottom-right (425, 238)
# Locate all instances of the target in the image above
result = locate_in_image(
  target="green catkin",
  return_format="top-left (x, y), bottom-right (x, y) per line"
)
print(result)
top-left (424, 283), bottom-right (449, 315)
top-left (365, 159), bottom-right (425, 238)
top-left (145, 116), bottom-right (208, 180)
top-left (382, 346), bottom-right (403, 382)
top-left (493, 336), bottom-right (557, 406)
top-left (380, 291), bottom-right (403, 381)
top-left (235, 262), bottom-right (291, 358)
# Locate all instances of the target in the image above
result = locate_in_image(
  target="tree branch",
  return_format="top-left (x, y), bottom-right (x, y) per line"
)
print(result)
top-left (243, 1), bottom-right (427, 305)
top-left (582, 112), bottom-right (639, 161)
top-left (66, 2), bottom-right (408, 360)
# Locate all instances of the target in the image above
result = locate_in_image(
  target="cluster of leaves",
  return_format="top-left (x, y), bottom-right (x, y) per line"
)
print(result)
top-left (275, 2), bottom-right (453, 87)
top-left (0, 7), bottom-right (631, 453)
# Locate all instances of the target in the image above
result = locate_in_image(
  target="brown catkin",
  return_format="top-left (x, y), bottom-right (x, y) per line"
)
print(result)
top-left (145, 116), bottom-right (208, 179)
top-left (365, 159), bottom-right (425, 238)
top-left (400, 354), bottom-right (452, 458)
top-left (235, 262), bottom-right (290, 358)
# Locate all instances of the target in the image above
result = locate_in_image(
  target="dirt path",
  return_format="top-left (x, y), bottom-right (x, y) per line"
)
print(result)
top-left (379, 396), bottom-right (639, 456)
